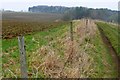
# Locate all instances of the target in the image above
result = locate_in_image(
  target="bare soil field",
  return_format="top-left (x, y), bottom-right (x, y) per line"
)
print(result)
top-left (2, 12), bottom-right (62, 22)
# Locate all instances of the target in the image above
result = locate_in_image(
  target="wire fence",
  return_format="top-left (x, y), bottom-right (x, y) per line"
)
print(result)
top-left (2, 19), bottom-right (97, 78)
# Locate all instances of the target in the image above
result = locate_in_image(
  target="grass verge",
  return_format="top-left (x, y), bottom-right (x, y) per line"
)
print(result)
top-left (96, 22), bottom-right (120, 56)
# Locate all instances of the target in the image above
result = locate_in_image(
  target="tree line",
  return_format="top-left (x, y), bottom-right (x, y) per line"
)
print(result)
top-left (29, 5), bottom-right (118, 23)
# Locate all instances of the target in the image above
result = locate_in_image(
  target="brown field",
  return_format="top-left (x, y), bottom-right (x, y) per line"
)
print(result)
top-left (2, 12), bottom-right (62, 22)
top-left (2, 20), bottom-right (66, 39)
top-left (2, 12), bottom-right (66, 39)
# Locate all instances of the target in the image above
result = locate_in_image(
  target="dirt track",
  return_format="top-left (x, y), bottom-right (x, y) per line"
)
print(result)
top-left (98, 26), bottom-right (120, 78)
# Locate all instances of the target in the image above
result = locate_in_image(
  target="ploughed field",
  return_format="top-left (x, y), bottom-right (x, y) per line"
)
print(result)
top-left (2, 12), bottom-right (65, 39)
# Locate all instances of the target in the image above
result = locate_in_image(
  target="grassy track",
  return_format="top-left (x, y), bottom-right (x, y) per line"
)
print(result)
top-left (96, 22), bottom-right (120, 56)
top-left (72, 20), bottom-right (117, 77)
top-left (88, 31), bottom-right (117, 77)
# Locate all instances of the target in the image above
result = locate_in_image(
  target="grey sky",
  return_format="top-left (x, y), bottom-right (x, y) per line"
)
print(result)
top-left (0, 0), bottom-right (119, 11)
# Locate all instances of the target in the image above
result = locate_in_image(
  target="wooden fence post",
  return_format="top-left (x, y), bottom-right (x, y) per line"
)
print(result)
top-left (70, 21), bottom-right (73, 41)
top-left (86, 19), bottom-right (89, 34)
top-left (18, 36), bottom-right (28, 78)
top-left (86, 19), bottom-right (88, 28)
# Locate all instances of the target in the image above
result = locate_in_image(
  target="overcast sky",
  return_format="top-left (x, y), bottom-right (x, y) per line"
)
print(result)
top-left (0, 0), bottom-right (119, 11)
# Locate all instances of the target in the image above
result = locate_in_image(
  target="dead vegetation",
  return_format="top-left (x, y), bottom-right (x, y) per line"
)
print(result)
top-left (28, 19), bottom-right (98, 78)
